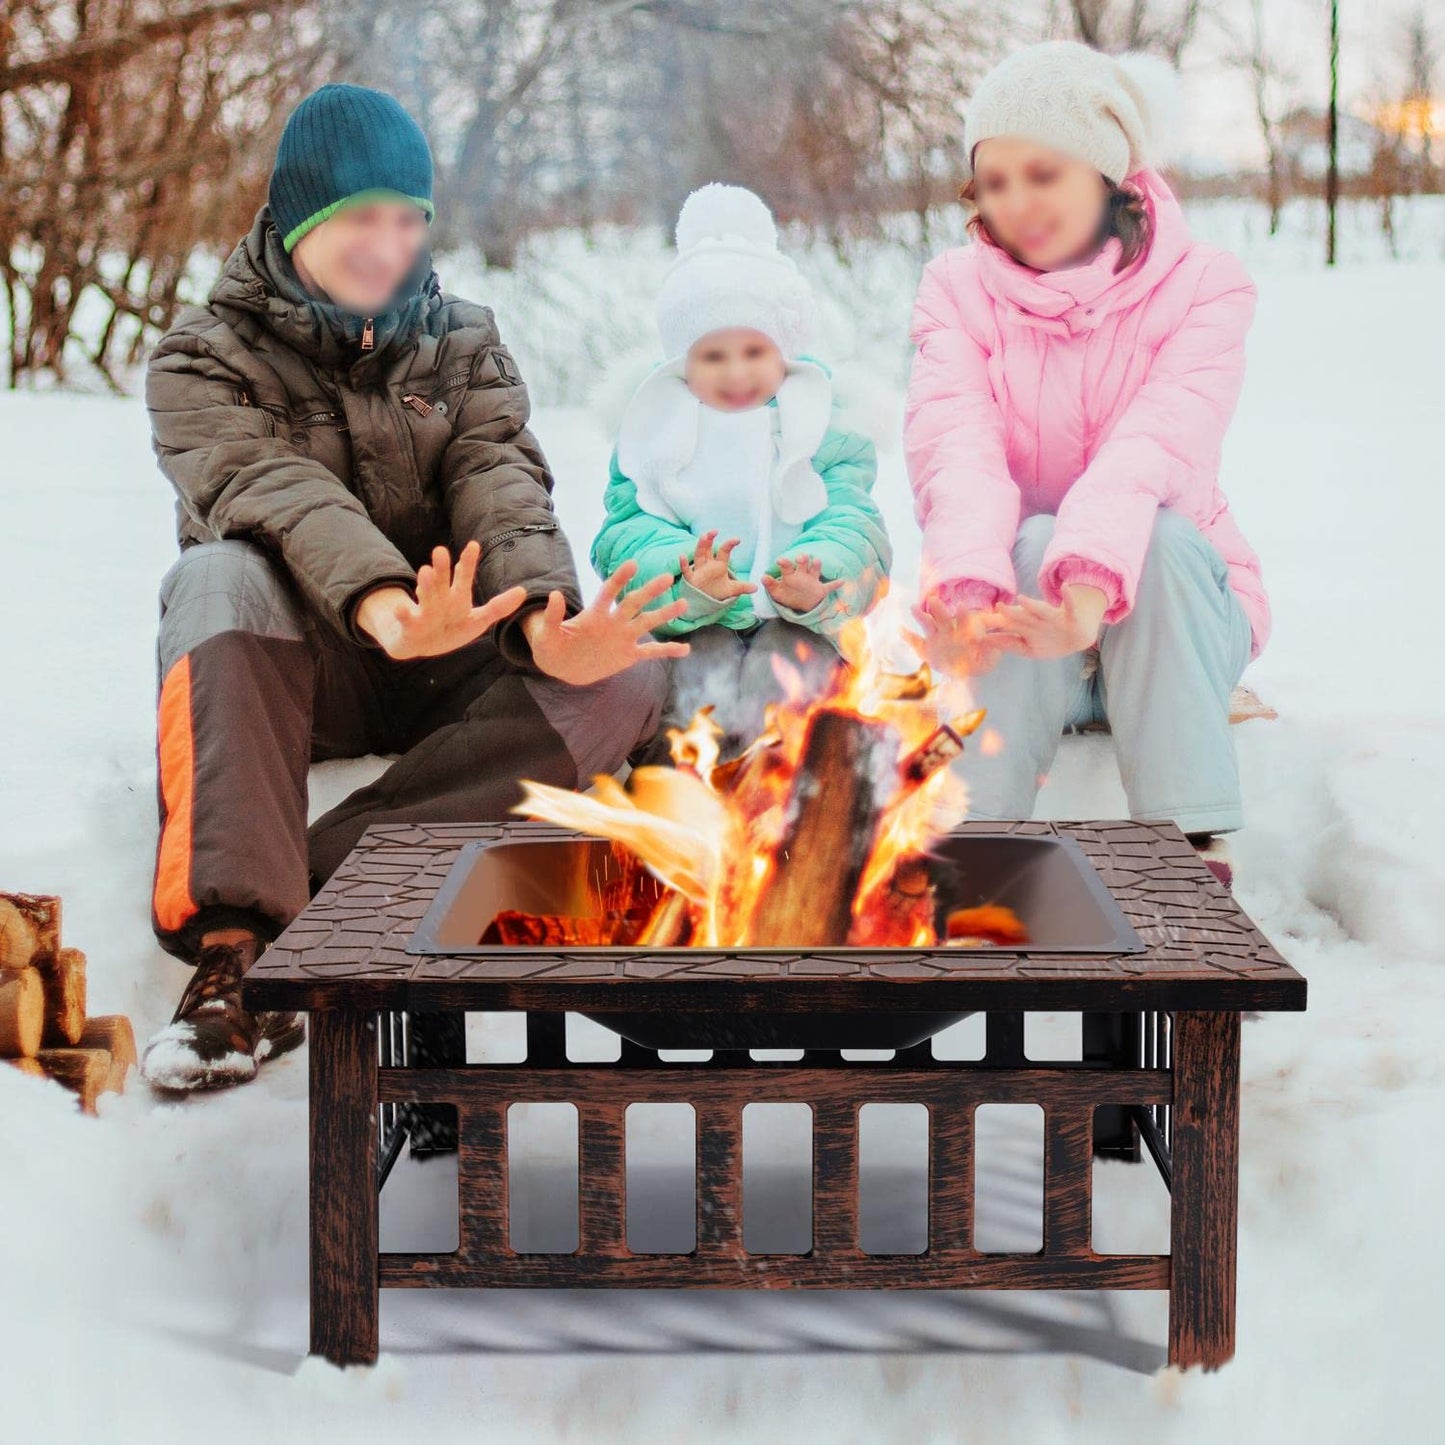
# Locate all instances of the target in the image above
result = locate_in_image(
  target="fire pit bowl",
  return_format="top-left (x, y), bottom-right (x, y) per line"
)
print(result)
top-left (406, 831), bottom-right (1143, 1050)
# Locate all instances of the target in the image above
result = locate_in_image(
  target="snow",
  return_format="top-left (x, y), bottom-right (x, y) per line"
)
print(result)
top-left (2, 203), bottom-right (1442, 1441)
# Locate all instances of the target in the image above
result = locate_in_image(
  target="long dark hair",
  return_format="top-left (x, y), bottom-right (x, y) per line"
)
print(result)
top-left (957, 172), bottom-right (1153, 273)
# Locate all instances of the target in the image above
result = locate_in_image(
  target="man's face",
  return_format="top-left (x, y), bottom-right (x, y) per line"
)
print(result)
top-left (684, 328), bottom-right (787, 411)
top-left (290, 200), bottom-right (430, 312)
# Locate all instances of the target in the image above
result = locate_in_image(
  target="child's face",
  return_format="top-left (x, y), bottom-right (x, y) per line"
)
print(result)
top-left (684, 329), bottom-right (786, 411)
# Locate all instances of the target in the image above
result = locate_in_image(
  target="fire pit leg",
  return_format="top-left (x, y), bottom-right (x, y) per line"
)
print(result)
top-left (1084, 1012), bottom-right (1142, 1161)
top-left (309, 1009), bottom-right (379, 1365)
top-left (1167, 1009), bottom-right (1240, 1371)
top-left (406, 1009), bottom-right (463, 1156)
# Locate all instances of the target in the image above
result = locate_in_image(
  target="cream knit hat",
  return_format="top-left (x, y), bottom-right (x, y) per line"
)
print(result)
top-left (654, 183), bottom-right (818, 360)
top-left (963, 41), bottom-right (1184, 184)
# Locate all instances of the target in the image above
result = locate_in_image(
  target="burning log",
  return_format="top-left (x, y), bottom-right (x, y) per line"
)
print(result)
top-left (40, 946), bottom-right (87, 1047)
top-left (945, 904), bottom-right (1030, 947)
top-left (900, 711), bottom-right (985, 787)
top-left (849, 855), bottom-right (937, 948)
top-left (635, 890), bottom-right (692, 947)
top-left (745, 709), bottom-right (899, 948)
top-left (484, 912), bottom-right (621, 946)
top-left (0, 968), bottom-right (44, 1058)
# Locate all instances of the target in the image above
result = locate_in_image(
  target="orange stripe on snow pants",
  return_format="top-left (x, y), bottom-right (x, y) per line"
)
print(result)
top-left (154, 653), bottom-right (198, 933)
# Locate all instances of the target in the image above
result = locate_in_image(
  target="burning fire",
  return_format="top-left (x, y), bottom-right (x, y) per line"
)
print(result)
top-left (512, 614), bottom-right (1008, 949)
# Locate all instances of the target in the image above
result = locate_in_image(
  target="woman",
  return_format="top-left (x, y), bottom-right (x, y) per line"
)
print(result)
top-left (905, 40), bottom-right (1268, 883)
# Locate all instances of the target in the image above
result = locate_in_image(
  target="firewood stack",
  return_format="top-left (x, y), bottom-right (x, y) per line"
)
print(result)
top-left (0, 891), bottom-right (135, 1113)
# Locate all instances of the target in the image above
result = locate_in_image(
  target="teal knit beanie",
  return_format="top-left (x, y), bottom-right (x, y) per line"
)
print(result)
top-left (268, 83), bottom-right (435, 254)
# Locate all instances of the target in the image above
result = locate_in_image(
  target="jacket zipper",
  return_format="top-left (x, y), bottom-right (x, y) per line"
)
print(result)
top-left (236, 388), bottom-right (277, 436)
top-left (488, 521), bottom-right (559, 546)
top-left (360, 316), bottom-right (375, 351)
top-left (400, 369), bottom-right (475, 417)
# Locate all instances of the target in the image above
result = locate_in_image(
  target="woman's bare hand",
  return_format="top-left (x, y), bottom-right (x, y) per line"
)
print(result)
top-left (905, 593), bottom-right (1012, 678)
top-left (762, 553), bottom-right (844, 613)
top-left (679, 530), bottom-right (757, 602)
top-left (981, 583), bottom-right (1109, 660)
top-left (355, 540), bottom-right (526, 659)
top-left (522, 559), bottom-right (691, 685)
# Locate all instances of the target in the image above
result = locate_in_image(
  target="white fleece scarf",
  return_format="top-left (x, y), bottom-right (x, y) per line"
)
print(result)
top-left (615, 355), bottom-right (833, 537)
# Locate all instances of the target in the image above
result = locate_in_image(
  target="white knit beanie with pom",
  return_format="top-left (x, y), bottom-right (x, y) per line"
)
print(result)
top-left (963, 41), bottom-right (1184, 184)
top-left (654, 183), bottom-right (818, 360)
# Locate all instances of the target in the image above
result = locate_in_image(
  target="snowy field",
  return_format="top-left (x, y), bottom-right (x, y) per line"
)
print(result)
top-left (2, 199), bottom-right (1442, 1442)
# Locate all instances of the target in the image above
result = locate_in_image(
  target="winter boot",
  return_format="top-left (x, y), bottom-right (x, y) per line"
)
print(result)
top-left (141, 934), bottom-right (305, 1092)
top-left (1187, 832), bottom-right (1234, 891)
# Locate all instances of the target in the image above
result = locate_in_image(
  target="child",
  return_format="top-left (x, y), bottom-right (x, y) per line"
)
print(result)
top-left (591, 183), bottom-right (892, 765)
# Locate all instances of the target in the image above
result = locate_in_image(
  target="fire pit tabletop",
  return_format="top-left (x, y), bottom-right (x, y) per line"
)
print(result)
top-left (242, 819), bottom-right (1306, 1016)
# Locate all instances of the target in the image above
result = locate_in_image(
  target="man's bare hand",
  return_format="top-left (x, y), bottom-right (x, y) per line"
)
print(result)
top-left (356, 540), bottom-right (526, 660)
top-left (762, 553), bottom-right (844, 613)
top-left (522, 559), bottom-right (691, 685)
top-left (679, 530), bottom-right (756, 603)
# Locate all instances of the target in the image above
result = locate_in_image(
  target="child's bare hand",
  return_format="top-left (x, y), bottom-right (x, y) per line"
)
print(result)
top-left (762, 553), bottom-right (843, 613)
top-left (680, 530), bottom-right (757, 603)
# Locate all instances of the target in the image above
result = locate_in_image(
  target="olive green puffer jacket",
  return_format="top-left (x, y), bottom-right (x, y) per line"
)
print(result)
top-left (144, 200), bottom-right (581, 665)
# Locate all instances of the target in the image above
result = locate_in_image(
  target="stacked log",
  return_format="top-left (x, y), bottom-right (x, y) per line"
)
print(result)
top-left (0, 892), bottom-right (134, 1113)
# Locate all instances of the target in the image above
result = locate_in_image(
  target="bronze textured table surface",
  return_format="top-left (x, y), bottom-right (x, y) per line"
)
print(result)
top-left (244, 818), bottom-right (1306, 1014)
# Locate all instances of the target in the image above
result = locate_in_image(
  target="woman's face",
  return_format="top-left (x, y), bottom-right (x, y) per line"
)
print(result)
top-left (684, 328), bottom-right (787, 411)
top-left (971, 137), bottom-right (1110, 271)
top-left (291, 200), bottom-right (430, 313)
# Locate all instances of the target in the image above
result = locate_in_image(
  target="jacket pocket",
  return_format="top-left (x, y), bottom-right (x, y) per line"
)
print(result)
top-left (235, 387), bottom-right (280, 437)
top-left (468, 345), bottom-right (525, 390)
top-left (400, 367), bottom-right (473, 417)
top-left (292, 408), bottom-right (348, 431)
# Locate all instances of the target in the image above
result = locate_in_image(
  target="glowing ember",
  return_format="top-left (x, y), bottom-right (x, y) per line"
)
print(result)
top-left (513, 613), bottom-right (1004, 948)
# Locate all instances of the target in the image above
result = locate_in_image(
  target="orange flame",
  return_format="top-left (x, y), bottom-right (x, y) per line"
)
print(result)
top-left (514, 611), bottom-right (984, 946)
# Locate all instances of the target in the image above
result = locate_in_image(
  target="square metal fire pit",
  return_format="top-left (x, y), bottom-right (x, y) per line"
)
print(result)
top-left (241, 818), bottom-right (1306, 1372)
top-left (405, 831), bottom-right (1144, 1050)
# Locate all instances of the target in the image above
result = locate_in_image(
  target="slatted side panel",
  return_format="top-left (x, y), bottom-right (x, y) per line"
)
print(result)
top-left (811, 1101), bottom-right (859, 1254)
top-left (1043, 1106), bottom-right (1095, 1256)
top-left (377, 1057), bottom-right (1173, 1286)
top-left (695, 1102), bottom-right (743, 1256)
top-left (456, 1102), bottom-right (509, 1259)
top-left (577, 1102), bottom-right (628, 1256)
top-left (929, 1102), bottom-right (976, 1251)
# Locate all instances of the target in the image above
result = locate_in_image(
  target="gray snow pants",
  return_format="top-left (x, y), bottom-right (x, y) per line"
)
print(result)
top-left (629, 617), bottom-right (846, 768)
top-left (151, 539), bottom-right (667, 962)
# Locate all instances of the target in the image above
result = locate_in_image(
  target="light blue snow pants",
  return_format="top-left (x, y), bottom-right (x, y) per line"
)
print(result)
top-left (953, 508), bottom-right (1255, 835)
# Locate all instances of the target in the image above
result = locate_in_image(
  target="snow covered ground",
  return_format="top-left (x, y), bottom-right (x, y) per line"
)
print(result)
top-left (2, 207), bottom-right (1442, 1441)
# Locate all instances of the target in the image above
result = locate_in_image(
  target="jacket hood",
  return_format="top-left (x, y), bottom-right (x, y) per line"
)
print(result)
top-left (207, 201), bottom-right (443, 377)
top-left (971, 165), bottom-right (1191, 333)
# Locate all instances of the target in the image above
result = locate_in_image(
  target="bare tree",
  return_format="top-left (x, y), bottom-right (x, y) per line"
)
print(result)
top-left (1215, 0), bottom-right (1302, 234)
top-left (1360, 5), bottom-right (1441, 256)
top-left (1057, 0), bottom-right (1209, 62)
top-left (1, 0), bottom-right (321, 388)
top-left (0, 0), bottom-right (1047, 384)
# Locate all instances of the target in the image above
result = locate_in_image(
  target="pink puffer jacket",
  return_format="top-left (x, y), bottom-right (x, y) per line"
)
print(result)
top-left (904, 165), bottom-right (1269, 659)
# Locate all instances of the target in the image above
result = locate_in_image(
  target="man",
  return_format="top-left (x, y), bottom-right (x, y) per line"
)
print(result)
top-left (139, 83), bottom-right (687, 1092)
